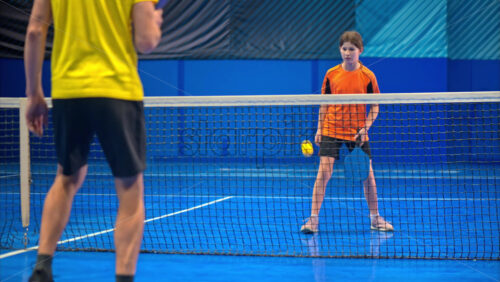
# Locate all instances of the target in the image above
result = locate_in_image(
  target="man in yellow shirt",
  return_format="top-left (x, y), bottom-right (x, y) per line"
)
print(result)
top-left (24, 1), bottom-right (163, 281)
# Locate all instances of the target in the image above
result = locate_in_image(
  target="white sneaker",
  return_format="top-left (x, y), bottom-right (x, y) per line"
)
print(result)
top-left (300, 214), bottom-right (319, 234)
top-left (370, 215), bottom-right (394, 232)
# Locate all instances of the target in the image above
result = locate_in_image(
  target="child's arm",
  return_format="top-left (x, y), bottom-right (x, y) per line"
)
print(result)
top-left (315, 105), bottom-right (327, 146)
top-left (356, 104), bottom-right (379, 144)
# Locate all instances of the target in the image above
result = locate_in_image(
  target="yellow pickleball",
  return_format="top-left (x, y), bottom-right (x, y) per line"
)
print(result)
top-left (301, 140), bottom-right (314, 157)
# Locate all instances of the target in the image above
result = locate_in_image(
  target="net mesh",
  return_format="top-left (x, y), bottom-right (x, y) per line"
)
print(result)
top-left (1, 92), bottom-right (499, 259)
top-left (0, 106), bottom-right (21, 249)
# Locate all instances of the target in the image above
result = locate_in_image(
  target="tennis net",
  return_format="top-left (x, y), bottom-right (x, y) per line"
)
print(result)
top-left (1, 92), bottom-right (499, 259)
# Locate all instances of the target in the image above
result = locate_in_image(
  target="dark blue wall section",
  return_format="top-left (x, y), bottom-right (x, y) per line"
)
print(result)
top-left (448, 60), bottom-right (500, 91)
top-left (0, 59), bottom-right (24, 97)
top-left (0, 58), bottom-right (51, 98)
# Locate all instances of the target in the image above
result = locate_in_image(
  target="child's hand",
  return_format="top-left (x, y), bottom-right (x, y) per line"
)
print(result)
top-left (355, 128), bottom-right (368, 145)
top-left (314, 130), bottom-right (322, 146)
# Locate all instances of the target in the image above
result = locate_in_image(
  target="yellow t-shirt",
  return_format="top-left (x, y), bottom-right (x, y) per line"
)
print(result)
top-left (50, 0), bottom-right (157, 101)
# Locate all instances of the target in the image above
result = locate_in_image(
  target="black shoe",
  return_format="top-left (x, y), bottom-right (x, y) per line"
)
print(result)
top-left (28, 268), bottom-right (53, 282)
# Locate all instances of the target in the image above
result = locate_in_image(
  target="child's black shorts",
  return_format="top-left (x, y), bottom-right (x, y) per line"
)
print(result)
top-left (319, 135), bottom-right (372, 160)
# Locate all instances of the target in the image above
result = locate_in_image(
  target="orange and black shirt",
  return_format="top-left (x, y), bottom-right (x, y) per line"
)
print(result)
top-left (320, 63), bottom-right (380, 141)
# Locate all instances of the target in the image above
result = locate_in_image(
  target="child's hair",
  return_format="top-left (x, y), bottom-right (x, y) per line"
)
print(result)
top-left (339, 31), bottom-right (363, 51)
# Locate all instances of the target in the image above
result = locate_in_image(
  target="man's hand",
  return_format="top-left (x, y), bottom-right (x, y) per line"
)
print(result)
top-left (133, 1), bottom-right (163, 53)
top-left (154, 9), bottom-right (163, 27)
top-left (26, 92), bottom-right (48, 137)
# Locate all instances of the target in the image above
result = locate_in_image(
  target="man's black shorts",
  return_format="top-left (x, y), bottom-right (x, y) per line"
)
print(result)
top-left (52, 98), bottom-right (146, 177)
top-left (318, 135), bottom-right (372, 160)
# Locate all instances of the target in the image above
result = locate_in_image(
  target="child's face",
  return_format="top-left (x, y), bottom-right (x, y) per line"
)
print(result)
top-left (340, 42), bottom-right (362, 65)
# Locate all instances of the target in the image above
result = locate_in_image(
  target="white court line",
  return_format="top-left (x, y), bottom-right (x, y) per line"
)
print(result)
top-left (0, 174), bottom-right (18, 179)
top-left (0, 246), bottom-right (39, 259)
top-left (0, 196), bottom-right (233, 259)
top-left (144, 196), bottom-right (233, 223)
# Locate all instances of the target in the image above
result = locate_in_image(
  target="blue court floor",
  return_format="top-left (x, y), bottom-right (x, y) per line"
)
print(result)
top-left (1, 250), bottom-right (499, 282)
top-left (3, 162), bottom-right (498, 257)
top-left (1, 161), bottom-right (499, 281)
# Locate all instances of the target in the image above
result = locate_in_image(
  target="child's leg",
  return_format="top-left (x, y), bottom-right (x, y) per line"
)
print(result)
top-left (301, 156), bottom-right (334, 233)
top-left (311, 156), bottom-right (335, 216)
top-left (363, 162), bottom-right (394, 231)
top-left (363, 161), bottom-right (378, 216)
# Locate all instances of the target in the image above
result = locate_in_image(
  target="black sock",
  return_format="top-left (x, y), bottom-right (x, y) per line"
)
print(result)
top-left (35, 254), bottom-right (53, 270)
top-left (116, 274), bottom-right (134, 282)
top-left (29, 254), bottom-right (53, 282)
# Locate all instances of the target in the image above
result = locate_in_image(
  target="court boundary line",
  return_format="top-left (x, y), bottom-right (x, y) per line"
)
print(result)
top-left (0, 174), bottom-right (18, 179)
top-left (0, 196), bottom-right (234, 260)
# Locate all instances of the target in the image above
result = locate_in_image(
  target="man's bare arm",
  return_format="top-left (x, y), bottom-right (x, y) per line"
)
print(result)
top-left (133, 2), bottom-right (163, 54)
top-left (24, 0), bottom-right (51, 97)
top-left (24, 0), bottom-right (51, 136)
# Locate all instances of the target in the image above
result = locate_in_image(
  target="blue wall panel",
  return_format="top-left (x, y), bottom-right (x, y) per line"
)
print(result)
top-left (0, 58), bottom-right (51, 98)
top-left (2, 58), bottom-right (497, 98)
top-left (363, 58), bottom-right (449, 93)
top-left (138, 60), bottom-right (180, 96)
top-left (448, 60), bottom-right (500, 91)
top-left (183, 60), bottom-right (313, 96)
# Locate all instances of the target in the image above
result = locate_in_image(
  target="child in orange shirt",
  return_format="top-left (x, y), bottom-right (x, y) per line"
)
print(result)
top-left (301, 31), bottom-right (394, 233)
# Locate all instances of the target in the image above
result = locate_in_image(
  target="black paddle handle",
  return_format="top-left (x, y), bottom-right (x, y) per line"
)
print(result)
top-left (355, 130), bottom-right (363, 147)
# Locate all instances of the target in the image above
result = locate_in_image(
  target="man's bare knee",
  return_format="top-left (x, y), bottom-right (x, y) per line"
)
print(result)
top-left (115, 173), bottom-right (143, 190)
top-left (55, 165), bottom-right (87, 194)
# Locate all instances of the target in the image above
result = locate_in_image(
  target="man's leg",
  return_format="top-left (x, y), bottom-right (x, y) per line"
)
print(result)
top-left (30, 165), bottom-right (87, 282)
top-left (114, 173), bottom-right (145, 277)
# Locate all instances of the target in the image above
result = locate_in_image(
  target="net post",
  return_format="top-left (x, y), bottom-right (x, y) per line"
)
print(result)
top-left (19, 98), bottom-right (31, 244)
